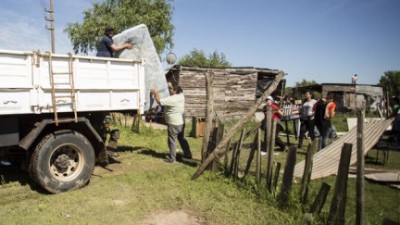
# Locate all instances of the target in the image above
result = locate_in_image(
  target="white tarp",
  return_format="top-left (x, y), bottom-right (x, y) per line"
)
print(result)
top-left (113, 24), bottom-right (169, 110)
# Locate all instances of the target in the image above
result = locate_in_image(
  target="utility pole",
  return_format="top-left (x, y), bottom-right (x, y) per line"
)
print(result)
top-left (45, 0), bottom-right (55, 53)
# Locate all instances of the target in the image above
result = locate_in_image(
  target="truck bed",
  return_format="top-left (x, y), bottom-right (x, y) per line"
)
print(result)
top-left (0, 49), bottom-right (145, 115)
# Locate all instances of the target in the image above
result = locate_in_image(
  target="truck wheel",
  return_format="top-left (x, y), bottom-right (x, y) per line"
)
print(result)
top-left (30, 130), bottom-right (95, 193)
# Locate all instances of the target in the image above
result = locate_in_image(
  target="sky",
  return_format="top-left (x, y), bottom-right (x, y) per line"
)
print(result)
top-left (0, 0), bottom-right (399, 86)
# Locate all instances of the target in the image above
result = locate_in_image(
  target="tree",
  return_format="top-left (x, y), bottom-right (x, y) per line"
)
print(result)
top-left (178, 49), bottom-right (231, 68)
top-left (64, 0), bottom-right (174, 55)
top-left (286, 79), bottom-right (319, 98)
top-left (295, 79), bottom-right (318, 87)
top-left (379, 70), bottom-right (400, 98)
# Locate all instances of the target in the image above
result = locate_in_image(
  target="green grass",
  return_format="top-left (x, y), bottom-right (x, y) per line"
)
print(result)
top-left (0, 120), bottom-right (399, 225)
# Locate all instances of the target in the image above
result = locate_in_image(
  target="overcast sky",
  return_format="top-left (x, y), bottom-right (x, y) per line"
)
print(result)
top-left (1, 0), bottom-right (399, 86)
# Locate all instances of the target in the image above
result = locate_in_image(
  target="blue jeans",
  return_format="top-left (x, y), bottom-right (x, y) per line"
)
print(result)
top-left (321, 125), bottom-right (333, 149)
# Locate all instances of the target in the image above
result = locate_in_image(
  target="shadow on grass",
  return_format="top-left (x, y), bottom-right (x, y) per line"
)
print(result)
top-left (109, 145), bottom-right (144, 153)
top-left (0, 164), bottom-right (48, 194)
top-left (96, 155), bottom-right (123, 172)
top-left (138, 149), bottom-right (199, 167)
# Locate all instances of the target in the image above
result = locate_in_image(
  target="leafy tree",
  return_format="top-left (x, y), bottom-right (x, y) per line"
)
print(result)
top-left (379, 70), bottom-right (400, 98)
top-left (64, 0), bottom-right (174, 55)
top-left (294, 79), bottom-right (318, 87)
top-left (285, 79), bottom-right (319, 98)
top-left (178, 49), bottom-right (231, 68)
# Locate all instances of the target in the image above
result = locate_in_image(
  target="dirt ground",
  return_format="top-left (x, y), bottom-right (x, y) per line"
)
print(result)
top-left (140, 210), bottom-right (207, 225)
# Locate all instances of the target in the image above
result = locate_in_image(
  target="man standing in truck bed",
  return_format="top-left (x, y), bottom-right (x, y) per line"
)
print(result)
top-left (96, 26), bottom-right (133, 164)
top-left (97, 26), bottom-right (133, 57)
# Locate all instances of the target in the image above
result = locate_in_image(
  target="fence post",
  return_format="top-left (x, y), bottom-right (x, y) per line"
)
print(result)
top-left (356, 109), bottom-right (365, 225)
top-left (272, 162), bottom-right (281, 195)
top-left (256, 128), bottom-right (262, 184)
top-left (309, 182), bottom-right (331, 215)
top-left (234, 129), bottom-right (246, 179)
top-left (243, 131), bottom-right (259, 179)
top-left (266, 117), bottom-right (276, 192)
top-left (278, 145), bottom-right (297, 208)
top-left (201, 71), bottom-right (214, 163)
top-left (229, 129), bottom-right (245, 178)
top-left (131, 112), bottom-right (141, 133)
top-left (300, 139), bottom-right (318, 204)
top-left (264, 108), bottom-right (272, 190)
top-left (327, 143), bottom-right (353, 225)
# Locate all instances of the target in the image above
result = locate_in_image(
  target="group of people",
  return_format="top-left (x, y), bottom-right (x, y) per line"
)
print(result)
top-left (262, 90), bottom-right (336, 152)
top-left (298, 90), bottom-right (336, 150)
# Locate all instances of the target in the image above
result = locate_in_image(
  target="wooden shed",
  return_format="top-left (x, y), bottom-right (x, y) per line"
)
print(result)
top-left (294, 83), bottom-right (384, 112)
top-left (165, 65), bottom-right (285, 120)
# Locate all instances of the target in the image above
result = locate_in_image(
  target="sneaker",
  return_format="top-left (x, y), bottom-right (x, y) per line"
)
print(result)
top-left (260, 151), bottom-right (267, 156)
top-left (164, 158), bottom-right (176, 163)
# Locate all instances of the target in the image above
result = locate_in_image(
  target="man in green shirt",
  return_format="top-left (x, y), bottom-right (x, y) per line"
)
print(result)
top-left (151, 82), bottom-right (192, 163)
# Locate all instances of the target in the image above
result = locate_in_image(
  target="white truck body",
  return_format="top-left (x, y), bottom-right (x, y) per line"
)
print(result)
top-left (0, 49), bottom-right (146, 115)
top-left (0, 49), bottom-right (149, 193)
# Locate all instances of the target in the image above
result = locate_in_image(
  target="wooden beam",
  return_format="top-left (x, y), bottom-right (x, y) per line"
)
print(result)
top-left (201, 71), bottom-right (214, 162)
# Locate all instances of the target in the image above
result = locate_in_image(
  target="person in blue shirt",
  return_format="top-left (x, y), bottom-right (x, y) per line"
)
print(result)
top-left (96, 26), bottom-right (133, 57)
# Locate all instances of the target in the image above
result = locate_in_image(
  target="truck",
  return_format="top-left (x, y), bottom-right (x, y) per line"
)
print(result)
top-left (0, 49), bottom-right (146, 193)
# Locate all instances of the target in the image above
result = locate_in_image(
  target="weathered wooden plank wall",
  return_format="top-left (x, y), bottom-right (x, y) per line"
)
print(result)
top-left (166, 66), bottom-right (282, 120)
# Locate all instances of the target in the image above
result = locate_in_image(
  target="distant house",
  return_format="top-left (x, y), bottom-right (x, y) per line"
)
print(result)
top-left (294, 83), bottom-right (384, 112)
top-left (165, 65), bottom-right (286, 120)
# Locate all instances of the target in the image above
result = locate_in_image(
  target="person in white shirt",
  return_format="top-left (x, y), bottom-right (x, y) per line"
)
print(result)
top-left (351, 74), bottom-right (358, 84)
top-left (151, 82), bottom-right (192, 163)
top-left (298, 90), bottom-right (317, 149)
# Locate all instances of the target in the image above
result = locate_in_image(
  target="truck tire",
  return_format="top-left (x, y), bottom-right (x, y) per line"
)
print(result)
top-left (30, 130), bottom-right (95, 193)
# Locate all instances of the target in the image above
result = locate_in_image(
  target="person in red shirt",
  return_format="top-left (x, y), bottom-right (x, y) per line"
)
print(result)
top-left (321, 94), bottom-right (336, 149)
top-left (263, 96), bottom-right (287, 151)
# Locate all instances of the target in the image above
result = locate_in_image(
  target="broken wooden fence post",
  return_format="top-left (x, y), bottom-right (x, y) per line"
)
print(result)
top-left (256, 128), bottom-right (262, 184)
top-left (272, 162), bottom-right (281, 194)
top-left (228, 125), bottom-right (260, 177)
top-left (356, 108), bottom-right (365, 225)
top-left (327, 143), bottom-right (353, 225)
top-left (278, 145), bottom-right (297, 208)
top-left (131, 112), bottom-right (141, 133)
top-left (266, 114), bottom-right (276, 193)
top-left (229, 141), bottom-right (240, 177)
top-left (223, 140), bottom-right (231, 176)
top-left (191, 72), bottom-right (284, 180)
top-left (243, 130), bottom-right (259, 179)
top-left (234, 129), bottom-right (246, 178)
top-left (309, 182), bottom-right (331, 216)
top-left (300, 139), bottom-right (318, 204)
top-left (201, 71), bottom-right (214, 163)
top-left (210, 124), bottom-right (225, 172)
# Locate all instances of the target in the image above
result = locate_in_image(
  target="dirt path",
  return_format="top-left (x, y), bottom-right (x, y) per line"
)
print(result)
top-left (140, 210), bottom-right (207, 225)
